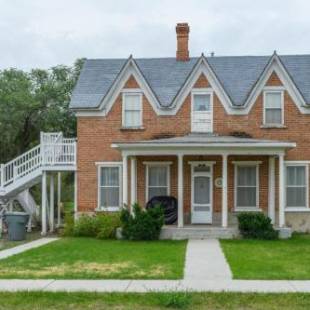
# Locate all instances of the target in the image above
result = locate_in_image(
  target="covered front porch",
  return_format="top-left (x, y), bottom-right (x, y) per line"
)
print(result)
top-left (112, 134), bottom-right (296, 232)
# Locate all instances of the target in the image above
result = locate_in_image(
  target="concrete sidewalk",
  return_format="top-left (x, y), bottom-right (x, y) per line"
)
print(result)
top-left (0, 238), bottom-right (59, 260)
top-left (0, 279), bottom-right (310, 293)
top-left (184, 239), bottom-right (232, 280)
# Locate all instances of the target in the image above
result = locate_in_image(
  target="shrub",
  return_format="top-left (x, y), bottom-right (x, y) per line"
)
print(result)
top-left (96, 212), bottom-right (121, 239)
top-left (63, 212), bottom-right (121, 239)
top-left (237, 212), bottom-right (278, 240)
top-left (62, 211), bottom-right (74, 236)
top-left (121, 203), bottom-right (164, 240)
top-left (157, 292), bottom-right (192, 309)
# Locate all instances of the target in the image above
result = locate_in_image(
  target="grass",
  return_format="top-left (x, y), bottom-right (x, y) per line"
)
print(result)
top-left (0, 231), bottom-right (41, 251)
top-left (1, 292), bottom-right (310, 309)
top-left (0, 238), bottom-right (186, 279)
top-left (221, 234), bottom-right (310, 280)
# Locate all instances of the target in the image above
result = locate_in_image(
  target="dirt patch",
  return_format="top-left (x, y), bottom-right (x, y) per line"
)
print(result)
top-left (0, 261), bottom-right (137, 277)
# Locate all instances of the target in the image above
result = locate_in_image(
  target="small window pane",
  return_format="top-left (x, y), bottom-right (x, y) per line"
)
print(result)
top-left (149, 187), bottom-right (167, 199)
top-left (286, 187), bottom-right (306, 207)
top-left (100, 187), bottom-right (119, 207)
top-left (265, 92), bottom-right (282, 108)
top-left (265, 109), bottom-right (282, 124)
top-left (237, 166), bottom-right (256, 186)
top-left (286, 166), bottom-right (306, 186)
top-left (124, 94), bottom-right (141, 110)
top-left (193, 94), bottom-right (210, 111)
top-left (194, 176), bottom-right (210, 204)
top-left (100, 167), bottom-right (119, 186)
top-left (124, 111), bottom-right (141, 127)
top-left (237, 187), bottom-right (256, 207)
top-left (148, 166), bottom-right (167, 186)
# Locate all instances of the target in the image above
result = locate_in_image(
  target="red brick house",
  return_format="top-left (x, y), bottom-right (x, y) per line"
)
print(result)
top-left (69, 23), bottom-right (310, 237)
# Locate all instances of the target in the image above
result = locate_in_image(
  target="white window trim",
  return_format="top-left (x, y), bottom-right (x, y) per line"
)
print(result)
top-left (97, 162), bottom-right (122, 211)
top-left (263, 88), bottom-right (284, 127)
top-left (234, 162), bottom-right (260, 211)
top-left (122, 92), bottom-right (143, 128)
top-left (285, 161), bottom-right (309, 211)
top-left (191, 88), bottom-right (213, 133)
top-left (145, 162), bottom-right (171, 202)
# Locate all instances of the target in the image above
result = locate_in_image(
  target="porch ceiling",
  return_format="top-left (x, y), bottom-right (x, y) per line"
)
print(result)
top-left (111, 133), bottom-right (296, 156)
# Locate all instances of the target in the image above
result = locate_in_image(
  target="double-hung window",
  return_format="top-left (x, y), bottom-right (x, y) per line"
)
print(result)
top-left (234, 163), bottom-right (259, 210)
top-left (98, 164), bottom-right (122, 210)
top-left (263, 90), bottom-right (284, 126)
top-left (286, 164), bottom-right (308, 209)
top-left (145, 163), bottom-right (171, 201)
top-left (122, 93), bottom-right (142, 128)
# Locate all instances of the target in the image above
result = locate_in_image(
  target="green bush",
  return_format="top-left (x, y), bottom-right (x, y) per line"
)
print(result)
top-left (63, 212), bottom-right (121, 239)
top-left (62, 211), bottom-right (74, 236)
top-left (121, 203), bottom-right (164, 240)
top-left (237, 212), bottom-right (278, 240)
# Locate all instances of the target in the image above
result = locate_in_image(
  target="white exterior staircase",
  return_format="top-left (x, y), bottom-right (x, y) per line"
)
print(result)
top-left (0, 132), bottom-right (76, 199)
top-left (0, 133), bottom-right (77, 228)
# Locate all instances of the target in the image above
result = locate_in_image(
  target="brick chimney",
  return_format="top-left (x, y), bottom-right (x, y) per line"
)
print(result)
top-left (176, 23), bottom-right (190, 61)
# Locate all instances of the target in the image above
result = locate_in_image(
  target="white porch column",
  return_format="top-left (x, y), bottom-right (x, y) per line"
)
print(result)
top-left (74, 171), bottom-right (78, 221)
top-left (222, 154), bottom-right (228, 228)
top-left (279, 154), bottom-right (285, 227)
top-left (122, 154), bottom-right (128, 206)
top-left (177, 154), bottom-right (184, 228)
top-left (41, 171), bottom-right (47, 235)
top-left (49, 174), bottom-right (55, 232)
top-left (57, 172), bottom-right (61, 227)
top-left (268, 157), bottom-right (276, 224)
top-left (130, 157), bottom-right (137, 209)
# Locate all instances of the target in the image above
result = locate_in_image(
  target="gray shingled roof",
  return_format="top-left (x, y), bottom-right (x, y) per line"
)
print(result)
top-left (70, 54), bottom-right (310, 109)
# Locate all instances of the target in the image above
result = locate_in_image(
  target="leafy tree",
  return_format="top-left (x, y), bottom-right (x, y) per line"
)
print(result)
top-left (0, 58), bottom-right (84, 163)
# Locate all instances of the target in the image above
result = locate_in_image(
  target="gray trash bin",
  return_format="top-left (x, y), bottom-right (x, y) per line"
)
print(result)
top-left (4, 212), bottom-right (29, 241)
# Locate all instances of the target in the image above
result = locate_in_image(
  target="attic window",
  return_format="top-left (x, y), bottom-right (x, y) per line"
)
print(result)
top-left (122, 93), bottom-right (142, 128)
top-left (263, 90), bottom-right (284, 126)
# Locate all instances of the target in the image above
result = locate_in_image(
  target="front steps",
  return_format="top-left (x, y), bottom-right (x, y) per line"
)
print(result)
top-left (160, 225), bottom-right (239, 240)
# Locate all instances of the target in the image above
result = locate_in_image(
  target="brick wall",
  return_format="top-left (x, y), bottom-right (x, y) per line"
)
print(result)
top-left (77, 71), bottom-right (310, 216)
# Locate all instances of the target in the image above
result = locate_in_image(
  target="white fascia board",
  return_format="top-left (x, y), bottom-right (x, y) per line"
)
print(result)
top-left (243, 54), bottom-right (310, 114)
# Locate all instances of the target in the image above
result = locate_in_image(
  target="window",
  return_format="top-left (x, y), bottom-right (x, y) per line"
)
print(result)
top-left (286, 165), bottom-right (308, 209)
top-left (191, 91), bottom-right (213, 133)
top-left (98, 164), bottom-right (122, 210)
top-left (122, 93), bottom-right (142, 128)
top-left (234, 164), bottom-right (259, 210)
top-left (146, 164), bottom-right (170, 201)
top-left (263, 90), bottom-right (284, 126)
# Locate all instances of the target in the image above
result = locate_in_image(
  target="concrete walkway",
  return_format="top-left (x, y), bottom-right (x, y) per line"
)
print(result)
top-left (0, 279), bottom-right (310, 293)
top-left (184, 239), bottom-right (232, 280)
top-left (0, 238), bottom-right (59, 260)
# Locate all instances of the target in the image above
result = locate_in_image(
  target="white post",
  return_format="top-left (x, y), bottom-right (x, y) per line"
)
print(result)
top-left (49, 174), bottom-right (55, 232)
top-left (178, 154), bottom-right (184, 228)
top-left (41, 171), bottom-right (47, 235)
top-left (122, 154), bottom-right (128, 207)
top-left (0, 164), bottom-right (4, 189)
top-left (74, 171), bottom-right (78, 221)
top-left (130, 157), bottom-right (137, 209)
top-left (222, 154), bottom-right (228, 227)
top-left (57, 172), bottom-right (61, 227)
top-left (268, 157), bottom-right (276, 224)
top-left (279, 154), bottom-right (285, 227)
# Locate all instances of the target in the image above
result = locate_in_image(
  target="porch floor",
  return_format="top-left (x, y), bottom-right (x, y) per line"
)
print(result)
top-left (160, 225), bottom-right (239, 240)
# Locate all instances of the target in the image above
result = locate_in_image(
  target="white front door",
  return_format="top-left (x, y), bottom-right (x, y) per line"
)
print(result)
top-left (191, 92), bottom-right (213, 133)
top-left (191, 164), bottom-right (213, 224)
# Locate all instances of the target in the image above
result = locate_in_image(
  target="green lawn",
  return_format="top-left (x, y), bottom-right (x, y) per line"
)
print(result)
top-left (221, 234), bottom-right (310, 280)
top-left (1, 292), bottom-right (310, 309)
top-left (0, 238), bottom-right (186, 279)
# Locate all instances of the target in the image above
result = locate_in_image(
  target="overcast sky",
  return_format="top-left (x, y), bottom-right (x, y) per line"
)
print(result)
top-left (1, 0), bottom-right (310, 70)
